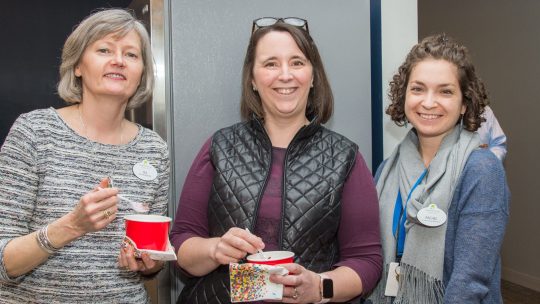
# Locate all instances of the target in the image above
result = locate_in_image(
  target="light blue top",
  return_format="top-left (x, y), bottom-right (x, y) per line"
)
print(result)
top-left (477, 106), bottom-right (507, 161)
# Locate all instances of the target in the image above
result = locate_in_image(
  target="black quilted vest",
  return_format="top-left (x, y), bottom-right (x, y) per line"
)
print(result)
top-left (177, 119), bottom-right (358, 304)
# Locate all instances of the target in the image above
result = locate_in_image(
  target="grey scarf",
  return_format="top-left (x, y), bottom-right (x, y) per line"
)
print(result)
top-left (369, 126), bottom-right (479, 304)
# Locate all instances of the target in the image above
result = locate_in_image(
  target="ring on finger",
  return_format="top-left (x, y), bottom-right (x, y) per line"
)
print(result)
top-left (292, 287), bottom-right (299, 300)
top-left (103, 209), bottom-right (113, 219)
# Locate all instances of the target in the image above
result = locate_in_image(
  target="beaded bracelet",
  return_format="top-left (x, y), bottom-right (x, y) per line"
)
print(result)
top-left (36, 225), bottom-right (62, 254)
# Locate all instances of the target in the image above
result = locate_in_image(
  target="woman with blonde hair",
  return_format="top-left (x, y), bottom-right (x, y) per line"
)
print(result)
top-left (0, 9), bottom-right (169, 303)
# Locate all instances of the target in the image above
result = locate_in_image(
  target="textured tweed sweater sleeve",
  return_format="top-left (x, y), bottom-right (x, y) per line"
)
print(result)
top-left (443, 149), bottom-right (510, 303)
top-left (0, 110), bottom-right (39, 283)
top-left (0, 108), bottom-right (170, 303)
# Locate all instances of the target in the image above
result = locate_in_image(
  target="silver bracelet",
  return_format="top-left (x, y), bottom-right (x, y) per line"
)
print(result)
top-left (36, 225), bottom-right (62, 254)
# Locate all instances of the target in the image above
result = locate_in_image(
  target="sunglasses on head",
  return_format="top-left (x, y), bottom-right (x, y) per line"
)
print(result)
top-left (252, 17), bottom-right (309, 34)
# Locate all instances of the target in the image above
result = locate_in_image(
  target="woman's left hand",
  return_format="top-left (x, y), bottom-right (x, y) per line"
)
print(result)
top-left (269, 263), bottom-right (321, 303)
top-left (118, 243), bottom-right (164, 275)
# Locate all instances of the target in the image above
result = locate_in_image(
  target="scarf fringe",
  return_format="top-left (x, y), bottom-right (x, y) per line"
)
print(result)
top-left (368, 263), bottom-right (444, 304)
top-left (394, 263), bottom-right (445, 304)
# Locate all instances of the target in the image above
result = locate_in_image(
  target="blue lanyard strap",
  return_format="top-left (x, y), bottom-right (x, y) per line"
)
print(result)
top-left (392, 169), bottom-right (427, 258)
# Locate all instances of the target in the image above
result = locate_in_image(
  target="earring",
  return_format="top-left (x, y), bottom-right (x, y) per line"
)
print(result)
top-left (252, 85), bottom-right (257, 91)
top-left (404, 119), bottom-right (409, 128)
top-left (460, 114), bottom-right (464, 129)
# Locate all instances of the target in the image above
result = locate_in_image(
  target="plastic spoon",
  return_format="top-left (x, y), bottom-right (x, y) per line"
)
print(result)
top-left (117, 194), bottom-right (150, 213)
top-left (106, 177), bottom-right (150, 213)
top-left (245, 227), bottom-right (268, 260)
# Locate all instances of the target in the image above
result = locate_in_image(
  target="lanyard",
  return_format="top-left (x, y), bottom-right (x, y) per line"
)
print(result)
top-left (392, 169), bottom-right (427, 259)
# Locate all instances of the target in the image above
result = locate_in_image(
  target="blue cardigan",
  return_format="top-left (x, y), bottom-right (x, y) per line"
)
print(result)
top-left (375, 149), bottom-right (510, 303)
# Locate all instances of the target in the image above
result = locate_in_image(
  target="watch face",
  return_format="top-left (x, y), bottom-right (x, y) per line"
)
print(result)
top-left (322, 278), bottom-right (333, 298)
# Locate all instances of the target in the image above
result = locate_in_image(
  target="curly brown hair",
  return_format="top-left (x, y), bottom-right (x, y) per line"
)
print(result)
top-left (387, 33), bottom-right (488, 131)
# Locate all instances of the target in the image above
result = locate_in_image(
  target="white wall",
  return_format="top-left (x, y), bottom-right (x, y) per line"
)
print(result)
top-left (380, 0), bottom-right (417, 158)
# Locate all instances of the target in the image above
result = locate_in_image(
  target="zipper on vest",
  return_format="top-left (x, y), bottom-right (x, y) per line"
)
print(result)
top-left (251, 118), bottom-right (273, 233)
top-left (278, 124), bottom-right (308, 249)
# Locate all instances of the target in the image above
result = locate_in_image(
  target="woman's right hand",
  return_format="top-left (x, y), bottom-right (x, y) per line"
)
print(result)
top-left (3, 178), bottom-right (120, 278)
top-left (67, 177), bottom-right (119, 237)
top-left (211, 227), bottom-right (265, 265)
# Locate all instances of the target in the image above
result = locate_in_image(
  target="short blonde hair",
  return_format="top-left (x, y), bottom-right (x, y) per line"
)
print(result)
top-left (57, 9), bottom-right (154, 109)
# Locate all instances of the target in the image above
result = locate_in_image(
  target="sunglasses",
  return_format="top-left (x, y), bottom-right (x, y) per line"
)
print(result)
top-left (252, 17), bottom-right (309, 34)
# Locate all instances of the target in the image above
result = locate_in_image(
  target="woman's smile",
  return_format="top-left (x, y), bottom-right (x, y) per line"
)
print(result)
top-left (416, 112), bottom-right (444, 121)
top-left (252, 31), bottom-right (313, 121)
top-left (405, 58), bottom-right (465, 143)
top-left (274, 87), bottom-right (297, 95)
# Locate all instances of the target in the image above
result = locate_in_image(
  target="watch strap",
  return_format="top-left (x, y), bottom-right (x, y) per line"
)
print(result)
top-left (314, 273), bottom-right (332, 303)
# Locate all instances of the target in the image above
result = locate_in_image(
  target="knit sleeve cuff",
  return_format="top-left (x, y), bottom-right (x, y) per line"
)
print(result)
top-left (0, 239), bottom-right (26, 284)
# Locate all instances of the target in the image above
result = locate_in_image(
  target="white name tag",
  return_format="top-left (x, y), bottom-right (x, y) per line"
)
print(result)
top-left (417, 204), bottom-right (447, 227)
top-left (384, 262), bottom-right (400, 297)
top-left (133, 160), bottom-right (158, 181)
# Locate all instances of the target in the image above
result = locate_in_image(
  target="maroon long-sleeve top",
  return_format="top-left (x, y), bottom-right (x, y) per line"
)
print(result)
top-left (170, 138), bottom-right (382, 293)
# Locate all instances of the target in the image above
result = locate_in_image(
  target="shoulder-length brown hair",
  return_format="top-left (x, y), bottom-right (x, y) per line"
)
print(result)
top-left (240, 22), bottom-right (333, 124)
top-left (57, 8), bottom-right (154, 110)
top-left (387, 33), bottom-right (488, 131)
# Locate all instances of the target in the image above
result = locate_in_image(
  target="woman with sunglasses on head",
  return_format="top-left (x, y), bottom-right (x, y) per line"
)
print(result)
top-left (171, 17), bottom-right (382, 303)
top-left (368, 34), bottom-right (509, 303)
top-left (0, 9), bottom-right (169, 303)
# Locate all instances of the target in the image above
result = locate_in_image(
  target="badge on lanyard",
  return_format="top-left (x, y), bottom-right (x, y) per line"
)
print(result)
top-left (133, 160), bottom-right (158, 181)
top-left (417, 203), bottom-right (447, 227)
top-left (384, 262), bottom-right (401, 296)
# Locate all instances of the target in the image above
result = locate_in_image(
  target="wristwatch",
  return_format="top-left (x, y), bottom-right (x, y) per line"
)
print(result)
top-left (315, 273), bottom-right (333, 303)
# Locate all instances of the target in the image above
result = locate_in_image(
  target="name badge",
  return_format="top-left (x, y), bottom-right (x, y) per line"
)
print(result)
top-left (133, 160), bottom-right (158, 181)
top-left (417, 204), bottom-right (447, 227)
top-left (384, 262), bottom-right (400, 297)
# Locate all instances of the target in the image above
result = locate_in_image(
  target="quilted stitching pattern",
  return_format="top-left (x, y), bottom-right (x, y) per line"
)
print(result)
top-left (177, 268), bottom-right (230, 304)
top-left (283, 130), bottom-right (356, 271)
top-left (179, 120), bottom-right (357, 303)
top-left (208, 123), bottom-right (271, 235)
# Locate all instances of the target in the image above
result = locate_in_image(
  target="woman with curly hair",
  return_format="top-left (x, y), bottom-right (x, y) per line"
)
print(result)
top-left (368, 34), bottom-right (509, 303)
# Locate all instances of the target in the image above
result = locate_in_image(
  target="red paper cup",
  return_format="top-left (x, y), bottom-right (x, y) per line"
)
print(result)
top-left (124, 214), bottom-right (171, 251)
top-left (246, 250), bottom-right (294, 265)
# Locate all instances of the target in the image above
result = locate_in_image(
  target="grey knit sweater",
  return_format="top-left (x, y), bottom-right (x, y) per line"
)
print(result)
top-left (0, 108), bottom-right (170, 303)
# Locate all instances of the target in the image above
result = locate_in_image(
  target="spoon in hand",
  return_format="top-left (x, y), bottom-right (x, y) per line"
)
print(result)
top-left (245, 227), bottom-right (268, 260)
top-left (106, 177), bottom-right (150, 213)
